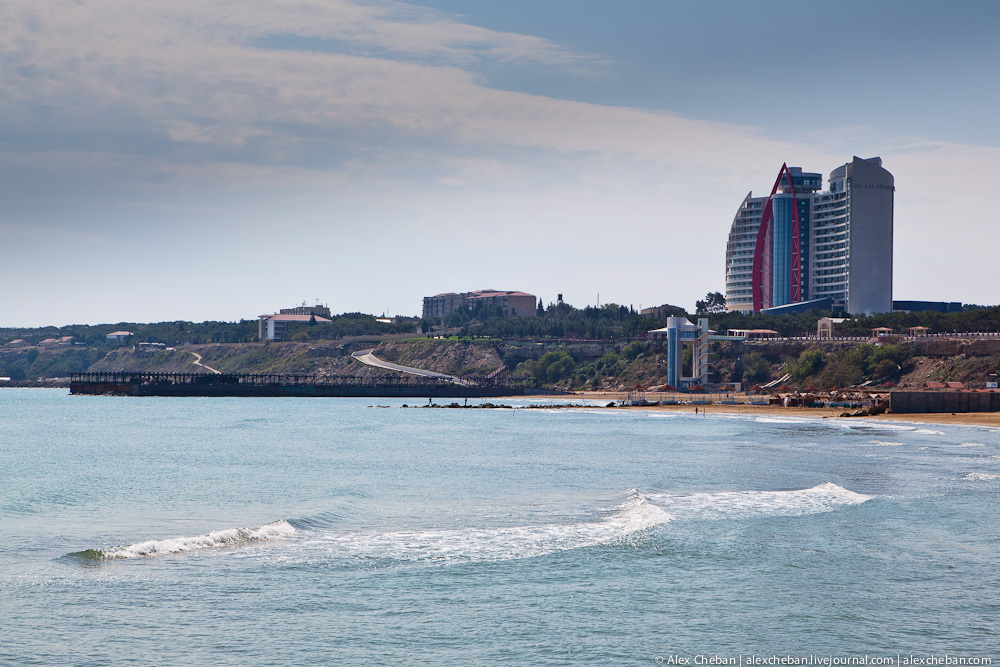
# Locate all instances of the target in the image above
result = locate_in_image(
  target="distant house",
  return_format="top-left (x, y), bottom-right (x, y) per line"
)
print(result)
top-left (39, 338), bottom-right (58, 347)
top-left (258, 313), bottom-right (332, 341)
top-left (107, 331), bottom-right (134, 344)
top-left (639, 304), bottom-right (685, 320)
top-left (4, 339), bottom-right (27, 348)
top-left (817, 317), bottom-right (848, 339)
top-left (57, 336), bottom-right (75, 346)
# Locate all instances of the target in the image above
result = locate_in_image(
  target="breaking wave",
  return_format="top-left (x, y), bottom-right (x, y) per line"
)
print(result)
top-left (645, 482), bottom-right (872, 521)
top-left (301, 491), bottom-right (672, 565)
top-left (71, 520), bottom-right (296, 560)
top-left (963, 472), bottom-right (1000, 481)
top-left (66, 485), bottom-right (872, 566)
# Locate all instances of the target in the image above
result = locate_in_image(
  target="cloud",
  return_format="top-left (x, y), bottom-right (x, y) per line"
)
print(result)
top-left (1, 0), bottom-right (803, 167)
top-left (2, 0), bottom-right (999, 325)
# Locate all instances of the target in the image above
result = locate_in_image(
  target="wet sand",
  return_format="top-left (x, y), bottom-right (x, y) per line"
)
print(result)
top-left (568, 392), bottom-right (1000, 429)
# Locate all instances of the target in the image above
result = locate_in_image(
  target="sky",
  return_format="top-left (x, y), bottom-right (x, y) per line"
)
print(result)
top-left (2, 0), bottom-right (999, 327)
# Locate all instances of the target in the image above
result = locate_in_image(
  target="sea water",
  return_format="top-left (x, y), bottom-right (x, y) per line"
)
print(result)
top-left (2, 389), bottom-right (999, 665)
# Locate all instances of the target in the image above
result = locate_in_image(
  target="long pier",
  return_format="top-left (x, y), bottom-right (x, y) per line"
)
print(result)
top-left (70, 371), bottom-right (535, 398)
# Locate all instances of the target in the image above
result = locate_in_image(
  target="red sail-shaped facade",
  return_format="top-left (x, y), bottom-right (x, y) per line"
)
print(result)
top-left (751, 163), bottom-right (801, 312)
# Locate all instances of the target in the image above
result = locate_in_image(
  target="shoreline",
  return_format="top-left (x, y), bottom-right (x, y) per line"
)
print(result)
top-left (563, 391), bottom-right (1000, 429)
top-left (6, 386), bottom-right (1000, 429)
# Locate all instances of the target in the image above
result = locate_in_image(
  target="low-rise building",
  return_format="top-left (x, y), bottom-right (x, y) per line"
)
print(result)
top-left (893, 300), bottom-right (962, 313)
top-left (639, 304), bottom-right (685, 320)
top-left (817, 317), bottom-right (848, 338)
top-left (423, 292), bottom-right (465, 318)
top-left (107, 331), bottom-right (134, 344)
top-left (4, 339), bottom-right (27, 347)
top-left (258, 313), bottom-right (332, 341)
top-left (422, 289), bottom-right (537, 319)
top-left (279, 303), bottom-right (331, 318)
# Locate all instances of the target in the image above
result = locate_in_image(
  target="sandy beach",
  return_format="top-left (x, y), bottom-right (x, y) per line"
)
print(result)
top-left (569, 391), bottom-right (1000, 429)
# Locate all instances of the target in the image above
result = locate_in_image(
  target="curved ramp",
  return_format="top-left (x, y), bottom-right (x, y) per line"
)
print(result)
top-left (351, 350), bottom-right (469, 385)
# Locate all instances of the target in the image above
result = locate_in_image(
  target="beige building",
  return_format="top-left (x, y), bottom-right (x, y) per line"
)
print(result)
top-left (422, 289), bottom-right (537, 319)
top-left (817, 317), bottom-right (848, 338)
top-left (106, 331), bottom-right (134, 344)
top-left (422, 292), bottom-right (466, 318)
top-left (279, 303), bottom-right (331, 317)
top-left (258, 313), bottom-right (332, 341)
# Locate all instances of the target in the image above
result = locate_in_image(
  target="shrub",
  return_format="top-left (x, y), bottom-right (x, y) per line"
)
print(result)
top-left (742, 352), bottom-right (771, 384)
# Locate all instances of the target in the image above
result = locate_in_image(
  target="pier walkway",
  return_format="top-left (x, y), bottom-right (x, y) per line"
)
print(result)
top-left (70, 371), bottom-right (531, 398)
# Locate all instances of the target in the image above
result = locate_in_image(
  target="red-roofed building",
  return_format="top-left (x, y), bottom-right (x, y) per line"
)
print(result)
top-left (924, 381), bottom-right (944, 389)
top-left (422, 289), bottom-right (537, 319)
top-left (946, 381), bottom-right (965, 390)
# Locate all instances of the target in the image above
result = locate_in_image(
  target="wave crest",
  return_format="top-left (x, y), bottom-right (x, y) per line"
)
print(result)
top-left (79, 520), bottom-right (295, 560)
top-left (646, 482), bottom-right (871, 521)
top-left (963, 472), bottom-right (1000, 481)
top-left (304, 492), bottom-right (671, 565)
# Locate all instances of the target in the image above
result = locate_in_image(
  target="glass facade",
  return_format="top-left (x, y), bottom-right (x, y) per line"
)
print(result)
top-left (771, 196), bottom-right (792, 307)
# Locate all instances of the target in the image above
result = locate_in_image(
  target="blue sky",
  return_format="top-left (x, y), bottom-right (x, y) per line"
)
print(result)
top-left (2, 0), bottom-right (998, 326)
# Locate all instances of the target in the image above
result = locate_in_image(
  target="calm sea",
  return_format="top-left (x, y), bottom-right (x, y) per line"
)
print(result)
top-left (2, 389), bottom-right (999, 666)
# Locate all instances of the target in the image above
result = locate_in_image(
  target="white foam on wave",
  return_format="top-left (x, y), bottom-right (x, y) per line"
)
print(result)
top-left (846, 422), bottom-right (915, 431)
top-left (956, 442), bottom-right (988, 448)
top-left (305, 492), bottom-right (671, 565)
top-left (645, 482), bottom-right (872, 522)
top-left (963, 472), bottom-right (1000, 481)
top-left (754, 417), bottom-right (811, 424)
top-left (99, 520), bottom-right (296, 559)
top-left (914, 428), bottom-right (946, 436)
top-left (866, 440), bottom-right (906, 447)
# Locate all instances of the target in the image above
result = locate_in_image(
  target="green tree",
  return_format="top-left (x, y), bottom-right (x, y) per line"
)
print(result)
top-left (622, 341), bottom-right (645, 362)
top-left (871, 358), bottom-right (902, 382)
top-left (526, 351), bottom-right (577, 384)
top-left (742, 352), bottom-right (771, 384)
top-left (695, 292), bottom-right (727, 315)
top-left (788, 349), bottom-right (826, 381)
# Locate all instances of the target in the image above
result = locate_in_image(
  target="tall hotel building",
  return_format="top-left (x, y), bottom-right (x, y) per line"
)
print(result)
top-left (724, 157), bottom-right (894, 315)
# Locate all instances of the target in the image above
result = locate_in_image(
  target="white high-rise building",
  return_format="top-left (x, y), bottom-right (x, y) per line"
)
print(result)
top-left (724, 157), bottom-right (894, 315)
